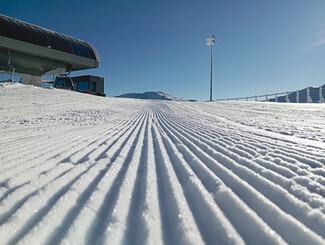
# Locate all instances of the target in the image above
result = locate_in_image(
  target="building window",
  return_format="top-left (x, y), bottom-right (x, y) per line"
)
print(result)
top-left (91, 82), bottom-right (96, 92)
top-left (78, 81), bottom-right (89, 92)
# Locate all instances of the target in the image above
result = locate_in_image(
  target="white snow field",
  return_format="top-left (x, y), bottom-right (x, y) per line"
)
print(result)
top-left (1, 83), bottom-right (325, 245)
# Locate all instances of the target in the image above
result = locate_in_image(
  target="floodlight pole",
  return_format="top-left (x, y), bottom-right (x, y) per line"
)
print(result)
top-left (206, 35), bottom-right (215, 101)
top-left (210, 43), bottom-right (213, 101)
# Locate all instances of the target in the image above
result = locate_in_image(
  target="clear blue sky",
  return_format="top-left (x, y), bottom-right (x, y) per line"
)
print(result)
top-left (2, 0), bottom-right (325, 101)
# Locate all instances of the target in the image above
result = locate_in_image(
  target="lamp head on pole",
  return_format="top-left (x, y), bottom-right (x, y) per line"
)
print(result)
top-left (206, 35), bottom-right (215, 46)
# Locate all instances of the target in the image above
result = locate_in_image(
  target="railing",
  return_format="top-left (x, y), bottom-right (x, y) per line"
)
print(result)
top-left (215, 86), bottom-right (325, 103)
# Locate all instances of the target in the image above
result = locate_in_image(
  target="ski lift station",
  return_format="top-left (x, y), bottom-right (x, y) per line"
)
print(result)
top-left (0, 14), bottom-right (105, 96)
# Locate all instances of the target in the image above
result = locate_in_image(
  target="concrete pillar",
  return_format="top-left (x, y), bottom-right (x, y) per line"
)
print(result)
top-left (307, 88), bottom-right (312, 103)
top-left (20, 74), bottom-right (43, 87)
top-left (319, 86), bottom-right (324, 103)
top-left (286, 92), bottom-right (290, 103)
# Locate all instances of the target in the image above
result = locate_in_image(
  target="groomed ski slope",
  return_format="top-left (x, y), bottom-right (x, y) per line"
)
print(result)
top-left (1, 83), bottom-right (325, 245)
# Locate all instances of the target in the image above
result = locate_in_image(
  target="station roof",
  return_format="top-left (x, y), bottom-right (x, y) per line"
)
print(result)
top-left (0, 14), bottom-right (99, 76)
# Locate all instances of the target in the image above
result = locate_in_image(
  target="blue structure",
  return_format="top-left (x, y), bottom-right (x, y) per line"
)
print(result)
top-left (54, 75), bottom-right (105, 97)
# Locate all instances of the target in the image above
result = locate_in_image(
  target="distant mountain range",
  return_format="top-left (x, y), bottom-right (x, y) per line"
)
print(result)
top-left (268, 84), bottom-right (325, 103)
top-left (116, 91), bottom-right (197, 102)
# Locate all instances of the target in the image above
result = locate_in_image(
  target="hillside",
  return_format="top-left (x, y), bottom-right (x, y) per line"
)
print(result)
top-left (116, 91), bottom-right (196, 101)
top-left (0, 83), bottom-right (325, 244)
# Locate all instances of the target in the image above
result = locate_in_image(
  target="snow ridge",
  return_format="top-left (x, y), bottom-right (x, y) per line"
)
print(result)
top-left (0, 83), bottom-right (325, 244)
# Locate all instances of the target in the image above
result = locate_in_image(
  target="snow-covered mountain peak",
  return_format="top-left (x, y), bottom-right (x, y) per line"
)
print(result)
top-left (116, 91), bottom-right (196, 101)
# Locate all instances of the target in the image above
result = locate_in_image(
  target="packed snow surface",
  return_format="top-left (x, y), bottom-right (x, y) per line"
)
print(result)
top-left (1, 83), bottom-right (325, 245)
